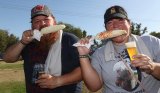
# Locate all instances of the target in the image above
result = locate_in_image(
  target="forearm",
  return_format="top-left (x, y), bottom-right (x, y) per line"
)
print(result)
top-left (3, 41), bottom-right (25, 62)
top-left (80, 58), bottom-right (102, 92)
top-left (57, 67), bottom-right (82, 87)
top-left (151, 62), bottom-right (160, 80)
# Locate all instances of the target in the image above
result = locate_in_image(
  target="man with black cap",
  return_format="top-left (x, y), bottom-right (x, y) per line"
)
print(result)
top-left (3, 5), bottom-right (82, 93)
top-left (76, 5), bottom-right (160, 93)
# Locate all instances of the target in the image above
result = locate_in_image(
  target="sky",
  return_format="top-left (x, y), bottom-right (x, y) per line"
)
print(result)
top-left (0, 0), bottom-right (160, 38)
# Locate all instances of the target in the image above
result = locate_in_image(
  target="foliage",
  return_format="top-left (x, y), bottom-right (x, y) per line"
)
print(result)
top-left (0, 30), bottom-right (8, 52)
top-left (131, 23), bottom-right (147, 36)
top-left (130, 23), bottom-right (160, 39)
top-left (58, 22), bottom-right (84, 38)
top-left (7, 34), bottom-right (19, 48)
top-left (82, 30), bottom-right (87, 37)
top-left (0, 29), bottom-right (19, 53)
top-left (150, 32), bottom-right (160, 38)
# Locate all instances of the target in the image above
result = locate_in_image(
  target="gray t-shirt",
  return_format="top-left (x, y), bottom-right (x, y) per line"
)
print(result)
top-left (91, 35), bottom-right (160, 93)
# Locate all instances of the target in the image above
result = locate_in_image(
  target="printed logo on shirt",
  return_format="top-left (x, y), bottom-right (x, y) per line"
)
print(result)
top-left (32, 63), bottom-right (45, 84)
top-left (113, 49), bottom-right (141, 92)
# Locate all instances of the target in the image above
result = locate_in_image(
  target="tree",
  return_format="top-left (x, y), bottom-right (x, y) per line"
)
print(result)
top-left (0, 30), bottom-right (8, 52)
top-left (131, 23), bottom-right (147, 36)
top-left (150, 32), bottom-right (160, 39)
top-left (82, 30), bottom-right (87, 37)
top-left (6, 34), bottom-right (19, 48)
top-left (58, 22), bottom-right (84, 38)
top-left (0, 29), bottom-right (19, 53)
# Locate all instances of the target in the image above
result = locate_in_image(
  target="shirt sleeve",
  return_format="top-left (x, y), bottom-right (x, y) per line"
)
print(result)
top-left (91, 48), bottom-right (103, 77)
top-left (141, 35), bottom-right (160, 62)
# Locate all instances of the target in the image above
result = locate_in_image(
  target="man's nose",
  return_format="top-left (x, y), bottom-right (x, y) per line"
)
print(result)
top-left (40, 20), bottom-right (46, 25)
top-left (113, 22), bottom-right (119, 28)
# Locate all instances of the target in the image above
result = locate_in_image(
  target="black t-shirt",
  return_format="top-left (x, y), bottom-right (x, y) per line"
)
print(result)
top-left (22, 32), bottom-right (80, 93)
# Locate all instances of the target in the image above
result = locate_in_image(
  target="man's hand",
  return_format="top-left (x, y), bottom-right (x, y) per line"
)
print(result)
top-left (21, 30), bottom-right (34, 45)
top-left (35, 73), bottom-right (61, 89)
top-left (131, 54), bottom-right (155, 74)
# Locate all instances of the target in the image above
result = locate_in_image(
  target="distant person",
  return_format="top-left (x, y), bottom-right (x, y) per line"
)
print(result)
top-left (76, 5), bottom-right (160, 93)
top-left (3, 4), bottom-right (82, 93)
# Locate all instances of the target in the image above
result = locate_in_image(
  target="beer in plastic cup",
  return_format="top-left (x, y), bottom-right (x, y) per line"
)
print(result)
top-left (125, 41), bottom-right (138, 61)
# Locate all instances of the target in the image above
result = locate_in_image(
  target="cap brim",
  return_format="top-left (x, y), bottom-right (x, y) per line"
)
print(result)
top-left (31, 12), bottom-right (50, 19)
top-left (111, 13), bottom-right (127, 19)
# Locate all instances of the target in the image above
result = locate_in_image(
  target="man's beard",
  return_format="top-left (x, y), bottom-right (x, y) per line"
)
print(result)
top-left (32, 32), bottom-right (58, 51)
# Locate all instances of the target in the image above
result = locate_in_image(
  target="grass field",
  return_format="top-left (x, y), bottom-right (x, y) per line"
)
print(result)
top-left (0, 61), bottom-right (102, 93)
top-left (0, 61), bottom-right (25, 93)
top-left (0, 81), bottom-right (25, 93)
top-left (0, 61), bottom-right (23, 70)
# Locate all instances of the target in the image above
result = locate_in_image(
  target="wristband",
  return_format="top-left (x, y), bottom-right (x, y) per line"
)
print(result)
top-left (20, 40), bottom-right (27, 45)
top-left (79, 55), bottom-right (90, 58)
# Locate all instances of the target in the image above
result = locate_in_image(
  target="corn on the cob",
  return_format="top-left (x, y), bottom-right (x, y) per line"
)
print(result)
top-left (40, 24), bottom-right (66, 35)
top-left (95, 30), bottom-right (126, 40)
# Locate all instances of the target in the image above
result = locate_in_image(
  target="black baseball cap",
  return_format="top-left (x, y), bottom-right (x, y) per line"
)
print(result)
top-left (104, 5), bottom-right (128, 24)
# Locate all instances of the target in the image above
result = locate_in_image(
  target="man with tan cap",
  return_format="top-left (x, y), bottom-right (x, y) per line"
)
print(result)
top-left (77, 5), bottom-right (160, 93)
top-left (3, 5), bottom-right (82, 93)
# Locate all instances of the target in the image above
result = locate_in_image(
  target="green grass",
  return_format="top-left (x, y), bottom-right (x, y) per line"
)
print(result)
top-left (0, 81), bottom-right (26, 93)
top-left (0, 61), bottom-right (25, 93)
top-left (0, 61), bottom-right (23, 70)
